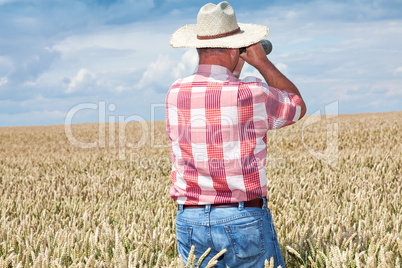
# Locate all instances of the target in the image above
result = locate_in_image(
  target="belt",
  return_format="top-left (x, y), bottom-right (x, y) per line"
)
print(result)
top-left (182, 197), bottom-right (264, 210)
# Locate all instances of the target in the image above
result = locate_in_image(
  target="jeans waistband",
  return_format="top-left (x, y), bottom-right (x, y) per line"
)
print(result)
top-left (178, 197), bottom-right (267, 212)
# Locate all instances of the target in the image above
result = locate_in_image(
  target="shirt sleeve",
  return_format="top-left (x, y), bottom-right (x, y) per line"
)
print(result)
top-left (262, 84), bottom-right (302, 130)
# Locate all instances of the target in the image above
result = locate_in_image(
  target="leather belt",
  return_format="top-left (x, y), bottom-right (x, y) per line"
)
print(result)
top-left (182, 198), bottom-right (264, 209)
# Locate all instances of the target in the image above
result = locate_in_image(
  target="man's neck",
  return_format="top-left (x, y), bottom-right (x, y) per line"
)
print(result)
top-left (198, 48), bottom-right (237, 72)
top-left (199, 58), bottom-right (232, 71)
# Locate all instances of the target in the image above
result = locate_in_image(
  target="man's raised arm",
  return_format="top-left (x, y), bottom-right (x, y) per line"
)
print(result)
top-left (241, 42), bottom-right (307, 118)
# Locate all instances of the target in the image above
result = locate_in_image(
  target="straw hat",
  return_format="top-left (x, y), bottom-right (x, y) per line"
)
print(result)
top-left (170, 1), bottom-right (269, 48)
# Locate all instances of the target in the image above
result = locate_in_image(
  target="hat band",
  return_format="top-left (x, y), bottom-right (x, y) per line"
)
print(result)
top-left (197, 27), bottom-right (241, 40)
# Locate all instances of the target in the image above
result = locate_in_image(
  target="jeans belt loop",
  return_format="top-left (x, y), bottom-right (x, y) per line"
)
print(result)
top-left (238, 201), bottom-right (244, 211)
top-left (262, 197), bottom-right (267, 208)
top-left (178, 204), bottom-right (184, 213)
top-left (205, 204), bottom-right (211, 213)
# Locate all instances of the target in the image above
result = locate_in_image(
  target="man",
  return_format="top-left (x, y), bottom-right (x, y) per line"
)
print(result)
top-left (166, 2), bottom-right (306, 267)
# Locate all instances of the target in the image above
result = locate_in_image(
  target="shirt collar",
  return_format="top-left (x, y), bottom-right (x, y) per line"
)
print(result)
top-left (194, 64), bottom-right (236, 78)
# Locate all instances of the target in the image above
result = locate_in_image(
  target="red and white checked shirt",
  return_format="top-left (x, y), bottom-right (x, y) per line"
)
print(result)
top-left (166, 64), bottom-right (302, 205)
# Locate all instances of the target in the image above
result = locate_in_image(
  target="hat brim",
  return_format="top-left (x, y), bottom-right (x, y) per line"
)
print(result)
top-left (170, 23), bottom-right (269, 48)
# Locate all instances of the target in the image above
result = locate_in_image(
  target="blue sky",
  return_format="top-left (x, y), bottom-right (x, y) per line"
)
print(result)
top-left (0, 0), bottom-right (401, 126)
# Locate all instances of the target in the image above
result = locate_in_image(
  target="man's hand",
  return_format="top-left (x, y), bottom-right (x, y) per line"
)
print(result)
top-left (239, 42), bottom-right (269, 69)
top-left (232, 43), bottom-right (266, 79)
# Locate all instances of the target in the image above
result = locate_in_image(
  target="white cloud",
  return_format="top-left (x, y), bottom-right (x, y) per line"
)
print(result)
top-left (0, 55), bottom-right (13, 71)
top-left (115, 86), bottom-right (127, 93)
top-left (172, 49), bottom-right (198, 79)
top-left (372, 81), bottom-right (402, 96)
top-left (66, 69), bottom-right (97, 94)
top-left (47, 21), bottom-right (177, 94)
top-left (137, 54), bottom-right (173, 89)
top-left (136, 49), bottom-right (198, 91)
top-left (395, 67), bottom-right (402, 75)
top-left (51, 22), bottom-right (173, 64)
top-left (0, 77), bottom-right (8, 87)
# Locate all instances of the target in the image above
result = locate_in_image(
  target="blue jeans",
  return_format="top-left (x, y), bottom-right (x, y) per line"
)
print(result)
top-left (176, 198), bottom-right (286, 268)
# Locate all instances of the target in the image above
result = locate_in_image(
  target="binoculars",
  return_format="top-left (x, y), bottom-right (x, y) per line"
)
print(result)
top-left (239, 39), bottom-right (273, 55)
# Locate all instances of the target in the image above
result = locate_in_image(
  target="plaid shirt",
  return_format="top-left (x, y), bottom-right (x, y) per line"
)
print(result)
top-left (166, 64), bottom-right (302, 205)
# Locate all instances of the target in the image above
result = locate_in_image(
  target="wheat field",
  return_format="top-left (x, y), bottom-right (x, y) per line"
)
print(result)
top-left (0, 111), bottom-right (401, 267)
